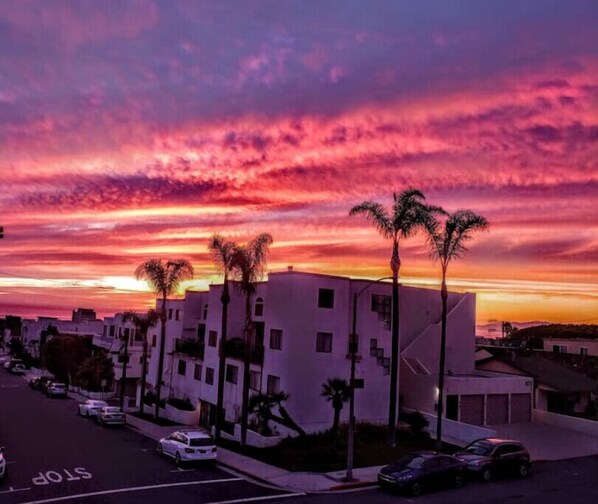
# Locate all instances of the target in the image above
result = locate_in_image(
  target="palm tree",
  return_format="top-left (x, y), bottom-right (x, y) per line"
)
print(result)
top-left (122, 310), bottom-right (159, 415)
top-left (135, 259), bottom-right (194, 420)
top-left (321, 378), bottom-right (350, 436)
top-left (208, 234), bottom-right (237, 442)
top-left (230, 233), bottom-right (273, 446)
top-left (425, 209), bottom-right (488, 449)
top-left (350, 189), bottom-right (441, 445)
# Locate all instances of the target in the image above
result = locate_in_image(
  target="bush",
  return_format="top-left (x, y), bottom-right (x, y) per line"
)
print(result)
top-left (167, 397), bottom-right (195, 411)
top-left (401, 411), bottom-right (429, 435)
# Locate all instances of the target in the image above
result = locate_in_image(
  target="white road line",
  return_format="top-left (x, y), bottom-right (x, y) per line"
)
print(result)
top-left (19, 477), bottom-right (243, 504)
top-left (207, 493), bottom-right (306, 504)
top-left (0, 486), bottom-right (31, 495)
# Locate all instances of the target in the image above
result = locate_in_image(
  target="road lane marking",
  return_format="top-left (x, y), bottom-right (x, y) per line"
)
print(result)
top-left (169, 468), bottom-right (196, 472)
top-left (20, 477), bottom-right (243, 504)
top-left (0, 486), bottom-right (31, 495)
top-left (207, 493), bottom-right (306, 504)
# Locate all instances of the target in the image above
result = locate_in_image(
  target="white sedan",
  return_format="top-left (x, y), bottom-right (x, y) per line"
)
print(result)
top-left (78, 400), bottom-right (109, 417)
top-left (157, 430), bottom-right (217, 465)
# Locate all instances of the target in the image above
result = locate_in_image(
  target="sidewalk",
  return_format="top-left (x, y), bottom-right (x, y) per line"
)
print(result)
top-left (123, 411), bottom-right (381, 492)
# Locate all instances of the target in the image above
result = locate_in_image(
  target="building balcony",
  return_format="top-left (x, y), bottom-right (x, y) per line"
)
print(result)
top-left (224, 337), bottom-right (264, 366)
top-left (174, 338), bottom-right (205, 360)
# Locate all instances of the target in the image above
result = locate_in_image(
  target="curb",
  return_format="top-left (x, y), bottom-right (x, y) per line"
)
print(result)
top-left (329, 480), bottom-right (378, 491)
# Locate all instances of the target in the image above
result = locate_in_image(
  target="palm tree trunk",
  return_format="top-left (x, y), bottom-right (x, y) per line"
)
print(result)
top-left (215, 277), bottom-right (230, 442)
top-left (435, 271), bottom-right (448, 449)
top-left (332, 406), bottom-right (341, 435)
top-left (155, 299), bottom-right (167, 420)
top-left (139, 336), bottom-right (148, 415)
top-left (388, 240), bottom-right (400, 446)
top-left (240, 292), bottom-right (252, 447)
top-left (120, 330), bottom-right (129, 410)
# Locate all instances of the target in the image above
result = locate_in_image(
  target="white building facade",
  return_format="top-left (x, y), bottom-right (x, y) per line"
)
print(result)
top-left (144, 269), bottom-right (532, 433)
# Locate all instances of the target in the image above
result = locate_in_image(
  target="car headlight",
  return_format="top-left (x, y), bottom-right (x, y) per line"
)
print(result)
top-left (394, 473), bottom-right (414, 480)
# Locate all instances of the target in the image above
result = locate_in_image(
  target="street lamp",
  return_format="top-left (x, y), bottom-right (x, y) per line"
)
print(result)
top-left (345, 276), bottom-right (392, 482)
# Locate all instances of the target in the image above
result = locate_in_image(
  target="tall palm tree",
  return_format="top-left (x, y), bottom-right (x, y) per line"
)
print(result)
top-left (321, 378), bottom-right (351, 436)
top-left (425, 209), bottom-right (488, 449)
top-left (208, 234), bottom-right (237, 442)
top-left (350, 189), bottom-right (441, 445)
top-left (230, 233), bottom-right (273, 446)
top-left (135, 259), bottom-right (194, 420)
top-left (122, 310), bottom-right (159, 415)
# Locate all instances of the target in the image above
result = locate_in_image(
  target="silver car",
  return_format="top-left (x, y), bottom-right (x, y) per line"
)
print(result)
top-left (96, 407), bottom-right (126, 426)
top-left (78, 400), bottom-right (109, 418)
top-left (46, 383), bottom-right (68, 398)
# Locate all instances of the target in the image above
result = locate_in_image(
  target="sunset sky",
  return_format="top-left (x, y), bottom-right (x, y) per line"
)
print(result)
top-left (0, 1), bottom-right (596, 326)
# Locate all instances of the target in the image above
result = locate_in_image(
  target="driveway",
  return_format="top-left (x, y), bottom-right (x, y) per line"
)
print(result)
top-left (495, 422), bottom-right (598, 461)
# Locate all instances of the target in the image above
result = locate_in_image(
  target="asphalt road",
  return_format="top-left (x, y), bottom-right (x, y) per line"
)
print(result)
top-left (1, 370), bottom-right (597, 504)
top-left (0, 371), bottom-right (298, 504)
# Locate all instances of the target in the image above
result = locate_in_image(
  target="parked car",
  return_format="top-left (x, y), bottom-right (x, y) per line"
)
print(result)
top-left (96, 406), bottom-right (126, 426)
top-left (46, 382), bottom-right (68, 398)
top-left (78, 400), bottom-right (109, 418)
top-left (0, 446), bottom-right (6, 483)
top-left (4, 359), bottom-right (23, 371)
top-left (37, 376), bottom-right (53, 393)
top-left (455, 438), bottom-right (531, 482)
top-left (378, 451), bottom-right (465, 496)
top-left (9, 363), bottom-right (26, 375)
top-left (157, 429), bottom-right (217, 465)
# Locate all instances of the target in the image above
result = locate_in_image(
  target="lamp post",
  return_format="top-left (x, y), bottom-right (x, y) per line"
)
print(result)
top-left (345, 276), bottom-right (392, 482)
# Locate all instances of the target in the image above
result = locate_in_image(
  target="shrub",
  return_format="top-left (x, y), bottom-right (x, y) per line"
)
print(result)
top-left (167, 397), bottom-right (195, 411)
top-left (401, 411), bottom-right (429, 435)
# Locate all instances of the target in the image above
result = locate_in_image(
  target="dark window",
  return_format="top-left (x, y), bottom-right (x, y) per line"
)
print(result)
top-left (255, 297), bottom-right (264, 317)
top-left (203, 304), bottom-right (208, 320)
top-left (103, 326), bottom-right (107, 337)
top-left (270, 329), bottom-right (282, 350)
top-left (197, 323), bottom-right (206, 343)
top-left (580, 347), bottom-right (589, 356)
top-left (266, 375), bottom-right (280, 395)
top-left (152, 334), bottom-right (157, 347)
top-left (175, 309), bottom-right (180, 321)
top-left (123, 328), bottom-right (130, 342)
top-left (226, 365), bottom-right (239, 384)
top-left (117, 355), bottom-right (129, 363)
top-left (177, 360), bottom-right (187, 376)
top-left (134, 328), bottom-right (144, 341)
top-left (249, 371), bottom-right (261, 391)
top-left (194, 364), bottom-right (202, 381)
top-left (371, 294), bottom-right (391, 326)
top-left (205, 367), bottom-right (215, 385)
top-left (318, 288), bottom-right (334, 308)
top-left (208, 330), bottom-right (217, 347)
top-left (316, 332), bottom-right (333, 353)
top-left (109, 325), bottom-right (115, 337)
top-left (168, 309), bottom-right (173, 320)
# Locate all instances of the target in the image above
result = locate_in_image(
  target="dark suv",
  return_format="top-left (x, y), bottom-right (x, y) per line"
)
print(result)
top-left (455, 438), bottom-right (531, 482)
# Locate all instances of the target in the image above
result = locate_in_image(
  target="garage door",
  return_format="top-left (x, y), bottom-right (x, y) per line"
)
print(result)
top-left (460, 395), bottom-right (484, 425)
top-left (510, 394), bottom-right (531, 423)
top-left (486, 394), bottom-right (509, 425)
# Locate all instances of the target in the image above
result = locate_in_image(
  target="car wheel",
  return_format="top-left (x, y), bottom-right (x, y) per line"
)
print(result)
top-left (86, 410), bottom-right (90, 417)
top-left (481, 467), bottom-right (492, 482)
top-left (411, 481), bottom-right (423, 497)
top-left (517, 464), bottom-right (529, 478)
top-left (175, 452), bottom-right (181, 466)
top-left (454, 474), bottom-right (464, 489)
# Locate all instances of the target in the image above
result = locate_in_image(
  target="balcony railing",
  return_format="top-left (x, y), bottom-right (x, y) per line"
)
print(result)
top-left (174, 338), bottom-right (205, 360)
top-left (224, 337), bottom-right (264, 366)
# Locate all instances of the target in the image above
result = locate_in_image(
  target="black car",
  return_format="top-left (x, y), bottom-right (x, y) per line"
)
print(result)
top-left (455, 438), bottom-right (531, 482)
top-left (378, 451), bottom-right (465, 496)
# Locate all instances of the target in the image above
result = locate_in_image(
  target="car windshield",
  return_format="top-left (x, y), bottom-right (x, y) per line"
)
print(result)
top-left (189, 437), bottom-right (214, 447)
top-left (394, 454), bottom-right (427, 469)
top-left (464, 441), bottom-right (493, 456)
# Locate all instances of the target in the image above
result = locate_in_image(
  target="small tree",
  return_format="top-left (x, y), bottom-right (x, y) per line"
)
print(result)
top-left (321, 378), bottom-right (350, 436)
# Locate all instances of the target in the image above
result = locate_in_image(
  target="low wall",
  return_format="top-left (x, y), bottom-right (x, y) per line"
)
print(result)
top-left (533, 409), bottom-right (598, 437)
top-left (404, 408), bottom-right (497, 446)
top-left (164, 404), bottom-right (200, 426)
top-left (73, 388), bottom-right (115, 400)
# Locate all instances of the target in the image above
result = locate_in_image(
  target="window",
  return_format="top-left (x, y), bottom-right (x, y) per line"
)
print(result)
top-left (168, 308), bottom-right (173, 320)
top-left (134, 328), bottom-right (144, 341)
top-left (139, 356), bottom-right (143, 364)
top-left (109, 325), bottom-right (115, 337)
top-left (255, 297), bottom-right (264, 317)
top-left (103, 326), bottom-right (108, 337)
top-left (177, 360), bottom-right (187, 376)
top-left (194, 364), bottom-right (202, 381)
top-left (226, 365), bottom-right (239, 384)
top-left (197, 323), bottom-right (206, 343)
top-left (205, 367), bottom-right (215, 385)
top-left (123, 328), bottom-right (130, 342)
top-left (266, 375), bottom-right (280, 395)
top-left (117, 355), bottom-right (129, 363)
top-left (318, 288), bottom-right (334, 308)
top-left (249, 371), bottom-right (261, 391)
top-left (552, 345), bottom-right (567, 353)
top-left (371, 294), bottom-right (391, 325)
top-left (208, 330), bottom-right (218, 347)
top-left (152, 334), bottom-right (157, 347)
top-left (580, 347), bottom-right (589, 356)
top-left (175, 309), bottom-right (180, 321)
top-left (203, 304), bottom-right (208, 320)
top-left (316, 332), bottom-right (333, 353)
top-left (270, 329), bottom-right (282, 350)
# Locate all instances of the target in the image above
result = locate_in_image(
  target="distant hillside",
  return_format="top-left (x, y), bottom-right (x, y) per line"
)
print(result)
top-left (506, 324), bottom-right (598, 350)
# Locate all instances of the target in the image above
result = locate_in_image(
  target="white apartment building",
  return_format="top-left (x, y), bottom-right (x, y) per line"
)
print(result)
top-left (543, 338), bottom-right (598, 357)
top-left (144, 269), bottom-right (532, 433)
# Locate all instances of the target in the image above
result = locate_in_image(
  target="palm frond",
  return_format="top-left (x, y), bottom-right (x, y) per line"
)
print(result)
top-left (135, 258), bottom-right (194, 297)
top-left (349, 201), bottom-right (393, 239)
top-left (208, 234), bottom-right (236, 274)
